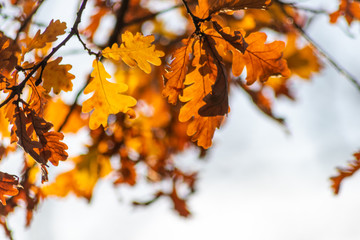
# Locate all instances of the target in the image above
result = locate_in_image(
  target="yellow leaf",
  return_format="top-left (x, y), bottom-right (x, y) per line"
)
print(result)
top-left (82, 60), bottom-right (137, 130)
top-left (41, 57), bottom-right (75, 94)
top-left (25, 19), bottom-right (67, 52)
top-left (102, 31), bottom-right (164, 74)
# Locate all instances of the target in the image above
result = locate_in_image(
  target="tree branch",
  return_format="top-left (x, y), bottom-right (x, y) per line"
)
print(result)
top-left (107, 0), bottom-right (130, 46)
top-left (0, 0), bottom-right (89, 109)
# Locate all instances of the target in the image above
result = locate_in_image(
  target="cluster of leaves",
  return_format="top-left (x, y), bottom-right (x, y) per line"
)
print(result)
top-left (0, 0), bottom-right (358, 238)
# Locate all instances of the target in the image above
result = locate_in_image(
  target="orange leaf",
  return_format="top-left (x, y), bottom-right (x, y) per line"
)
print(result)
top-left (25, 19), bottom-right (67, 52)
top-left (178, 39), bottom-right (224, 148)
top-left (231, 31), bottom-right (291, 85)
top-left (41, 57), bottom-right (75, 94)
top-left (330, 0), bottom-right (360, 25)
top-left (0, 172), bottom-right (19, 205)
top-left (163, 38), bottom-right (194, 104)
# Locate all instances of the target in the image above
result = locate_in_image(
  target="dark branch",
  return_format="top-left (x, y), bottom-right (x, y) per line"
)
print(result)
top-left (0, 0), bottom-right (89, 109)
top-left (107, 0), bottom-right (130, 46)
top-left (181, 0), bottom-right (211, 33)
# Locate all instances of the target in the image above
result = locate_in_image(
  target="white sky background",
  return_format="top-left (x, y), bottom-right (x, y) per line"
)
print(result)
top-left (2, 0), bottom-right (360, 239)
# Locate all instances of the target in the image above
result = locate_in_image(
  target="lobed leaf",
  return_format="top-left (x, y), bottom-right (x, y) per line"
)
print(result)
top-left (102, 31), bottom-right (164, 74)
top-left (231, 31), bottom-right (291, 85)
top-left (41, 57), bottom-right (75, 94)
top-left (82, 60), bottom-right (137, 130)
top-left (25, 19), bottom-right (67, 52)
top-left (162, 38), bottom-right (194, 104)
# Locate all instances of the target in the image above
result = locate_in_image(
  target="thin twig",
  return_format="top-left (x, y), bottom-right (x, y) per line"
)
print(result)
top-left (277, 1), bottom-right (360, 92)
top-left (75, 30), bottom-right (99, 56)
top-left (0, 0), bottom-right (89, 109)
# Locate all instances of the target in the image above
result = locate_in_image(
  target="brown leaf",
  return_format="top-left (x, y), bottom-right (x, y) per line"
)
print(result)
top-left (0, 172), bottom-right (19, 205)
top-left (198, 34), bottom-right (229, 117)
top-left (13, 107), bottom-right (45, 164)
top-left (170, 183), bottom-right (191, 217)
top-left (163, 38), bottom-right (194, 104)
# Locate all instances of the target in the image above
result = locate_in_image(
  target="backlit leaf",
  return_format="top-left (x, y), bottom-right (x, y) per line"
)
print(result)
top-left (102, 31), bottom-right (164, 74)
top-left (163, 38), bottom-right (194, 104)
top-left (41, 57), bottom-right (75, 94)
top-left (231, 31), bottom-right (291, 85)
top-left (82, 60), bottom-right (137, 130)
top-left (25, 19), bottom-right (67, 52)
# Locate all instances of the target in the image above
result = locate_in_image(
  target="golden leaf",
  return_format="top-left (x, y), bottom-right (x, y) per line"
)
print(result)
top-left (82, 60), bottom-right (137, 130)
top-left (41, 57), bottom-right (75, 94)
top-left (25, 19), bottom-right (67, 52)
top-left (102, 31), bottom-right (164, 74)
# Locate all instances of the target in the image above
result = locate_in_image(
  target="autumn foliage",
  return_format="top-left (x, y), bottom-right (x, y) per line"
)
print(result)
top-left (0, 0), bottom-right (358, 238)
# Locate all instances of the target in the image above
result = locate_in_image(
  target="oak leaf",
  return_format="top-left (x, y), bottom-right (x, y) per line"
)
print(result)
top-left (13, 107), bottom-right (45, 164)
top-left (25, 19), bottom-right (67, 52)
top-left (231, 31), bottom-right (291, 85)
top-left (162, 38), bottom-right (194, 104)
top-left (30, 111), bottom-right (68, 167)
top-left (102, 31), bottom-right (164, 74)
top-left (82, 60), bottom-right (137, 130)
top-left (178, 40), bottom-right (224, 148)
top-left (0, 172), bottom-right (19, 205)
top-left (41, 57), bottom-right (75, 94)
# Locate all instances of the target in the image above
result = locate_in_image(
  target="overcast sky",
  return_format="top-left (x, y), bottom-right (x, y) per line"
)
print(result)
top-left (2, 0), bottom-right (360, 239)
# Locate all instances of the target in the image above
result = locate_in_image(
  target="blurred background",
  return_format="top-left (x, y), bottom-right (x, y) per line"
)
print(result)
top-left (2, 0), bottom-right (360, 239)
